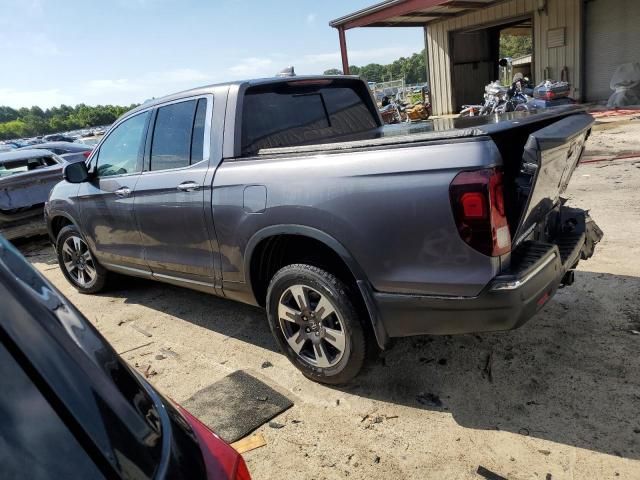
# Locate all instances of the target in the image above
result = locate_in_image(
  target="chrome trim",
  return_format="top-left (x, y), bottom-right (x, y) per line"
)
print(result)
top-left (490, 252), bottom-right (557, 291)
top-left (102, 262), bottom-right (152, 278)
top-left (152, 272), bottom-right (215, 288)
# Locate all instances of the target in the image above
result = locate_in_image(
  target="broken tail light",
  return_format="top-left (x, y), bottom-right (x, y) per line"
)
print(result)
top-left (175, 404), bottom-right (251, 480)
top-left (450, 168), bottom-right (511, 257)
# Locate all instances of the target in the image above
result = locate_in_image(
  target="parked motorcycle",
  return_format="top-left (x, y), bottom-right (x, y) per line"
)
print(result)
top-left (460, 74), bottom-right (533, 116)
top-left (380, 96), bottom-right (407, 124)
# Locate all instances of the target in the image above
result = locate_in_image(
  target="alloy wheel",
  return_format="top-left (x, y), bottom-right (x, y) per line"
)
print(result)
top-left (277, 284), bottom-right (347, 368)
top-left (61, 235), bottom-right (97, 287)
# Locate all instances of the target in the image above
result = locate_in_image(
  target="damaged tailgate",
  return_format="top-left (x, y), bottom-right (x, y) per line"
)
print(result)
top-left (512, 112), bottom-right (594, 246)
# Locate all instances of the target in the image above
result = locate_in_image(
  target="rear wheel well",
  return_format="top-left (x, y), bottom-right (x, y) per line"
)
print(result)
top-left (51, 216), bottom-right (73, 241)
top-left (250, 235), bottom-right (361, 309)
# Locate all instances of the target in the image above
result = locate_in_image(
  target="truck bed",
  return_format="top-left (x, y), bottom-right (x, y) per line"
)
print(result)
top-left (254, 105), bottom-right (586, 157)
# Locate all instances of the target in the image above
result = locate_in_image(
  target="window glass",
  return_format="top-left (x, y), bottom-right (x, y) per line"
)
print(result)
top-left (0, 341), bottom-right (105, 479)
top-left (150, 100), bottom-right (196, 171)
top-left (0, 156), bottom-right (57, 177)
top-left (241, 84), bottom-right (377, 155)
top-left (97, 111), bottom-right (148, 177)
top-left (190, 98), bottom-right (207, 164)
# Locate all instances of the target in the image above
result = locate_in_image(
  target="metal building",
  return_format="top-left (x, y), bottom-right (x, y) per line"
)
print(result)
top-left (330, 0), bottom-right (640, 115)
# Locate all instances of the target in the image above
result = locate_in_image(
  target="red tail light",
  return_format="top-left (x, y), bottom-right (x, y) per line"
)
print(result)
top-left (176, 404), bottom-right (251, 480)
top-left (450, 168), bottom-right (511, 256)
top-left (82, 150), bottom-right (92, 159)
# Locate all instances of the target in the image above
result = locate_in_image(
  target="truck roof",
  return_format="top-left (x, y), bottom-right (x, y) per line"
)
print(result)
top-left (127, 75), bottom-right (362, 117)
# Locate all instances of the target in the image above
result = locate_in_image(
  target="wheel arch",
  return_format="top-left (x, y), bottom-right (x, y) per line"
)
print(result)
top-left (244, 225), bottom-right (389, 349)
top-left (48, 212), bottom-right (77, 244)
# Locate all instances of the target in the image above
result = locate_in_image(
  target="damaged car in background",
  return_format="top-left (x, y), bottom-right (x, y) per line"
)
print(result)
top-left (0, 149), bottom-right (79, 240)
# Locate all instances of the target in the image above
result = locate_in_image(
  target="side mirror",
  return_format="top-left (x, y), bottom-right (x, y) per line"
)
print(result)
top-left (63, 161), bottom-right (90, 183)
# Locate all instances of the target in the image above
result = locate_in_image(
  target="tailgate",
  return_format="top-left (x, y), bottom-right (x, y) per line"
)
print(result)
top-left (513, 113), bottom-right (594, 245)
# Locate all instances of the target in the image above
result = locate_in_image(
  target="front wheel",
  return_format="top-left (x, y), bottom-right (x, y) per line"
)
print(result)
top-left (56, 225), bottom-right (108, 294)
top-left (266, 264), bottom-right (367, 385)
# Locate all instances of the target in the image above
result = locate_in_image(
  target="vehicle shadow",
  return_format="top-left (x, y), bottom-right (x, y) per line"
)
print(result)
top-left (338, 270), bottom-right (640, 460)
top-left (106, 275), bottom-right (278, 353)
top-left (102, 269), bottom-right (640, 460)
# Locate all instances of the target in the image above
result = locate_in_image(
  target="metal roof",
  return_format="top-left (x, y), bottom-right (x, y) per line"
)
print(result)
top-left (330, 0), bottom-right (501, 29)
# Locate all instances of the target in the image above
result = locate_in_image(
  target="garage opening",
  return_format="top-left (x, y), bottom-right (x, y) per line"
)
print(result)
top-left (450, 18), bottom-right (533, 112)
top-left (585, 0), bottom-right (640, 102)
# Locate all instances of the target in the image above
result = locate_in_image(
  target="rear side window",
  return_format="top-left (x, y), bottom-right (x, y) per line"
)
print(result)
top-left (190, 98), bottom-right (207, 164)
top-left (150, 98), bottom-right (207, 171)
top-left (241, 81), bottom-right (378, 155)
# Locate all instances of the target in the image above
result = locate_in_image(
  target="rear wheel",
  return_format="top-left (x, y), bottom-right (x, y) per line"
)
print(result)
top-left (56, 225), bottom-right (108, 294)
top-left (266, 264), bottom-right (366, 385)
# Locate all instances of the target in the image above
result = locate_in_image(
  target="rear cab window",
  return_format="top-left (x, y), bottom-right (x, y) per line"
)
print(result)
top-left (240, 79), bottom-right (379, 156)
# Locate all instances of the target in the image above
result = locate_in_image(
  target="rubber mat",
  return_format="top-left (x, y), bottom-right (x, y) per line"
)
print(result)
top-left (181, 370), bottom-right (294, 443)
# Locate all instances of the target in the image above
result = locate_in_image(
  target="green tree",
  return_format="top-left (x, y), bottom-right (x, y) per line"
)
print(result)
top-left (325, 49), bottom-right (427, 85)
top-left (0, 103), bottom-right (139, 140)
top-left (499, 34), bottom-right (533, 59)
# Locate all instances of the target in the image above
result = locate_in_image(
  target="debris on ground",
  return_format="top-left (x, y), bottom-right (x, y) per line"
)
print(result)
top-left (130, 323), bottom-right (153, 337)
top-left (231, 433), bottom-right (267, 454)
top-left (261, 361), bottom-right (273, 368)
top-left (483, 350), bottom-right (494, 382)
top-left (268, 421), bottom-right (285, 429)
top-left (155, 354), bottom-right (166, 360)
top-left (476, 465), bottom-right (508, 480)
top-left (143, 364), bottom-right (157, 378)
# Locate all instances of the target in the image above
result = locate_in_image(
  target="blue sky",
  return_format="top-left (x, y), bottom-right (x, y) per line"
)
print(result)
top-left (0, 0), bottom-right (424, 108)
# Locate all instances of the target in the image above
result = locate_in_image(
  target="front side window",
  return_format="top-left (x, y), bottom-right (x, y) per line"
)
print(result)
top-left (96, 111), bottom-right (149, 177)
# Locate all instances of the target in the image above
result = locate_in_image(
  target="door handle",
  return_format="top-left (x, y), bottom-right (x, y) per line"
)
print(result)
top-left (177, 181), bottom-right (199, 192)
top-left (114, 187), bottom-right (131, 197)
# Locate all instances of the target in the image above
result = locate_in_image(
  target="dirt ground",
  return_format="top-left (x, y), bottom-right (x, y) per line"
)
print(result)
top-left (19, 120), bottom-right (640, 480)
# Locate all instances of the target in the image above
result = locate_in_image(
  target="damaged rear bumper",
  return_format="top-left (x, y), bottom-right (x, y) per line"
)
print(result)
top-left (374, 208), bottom-right (602, 338)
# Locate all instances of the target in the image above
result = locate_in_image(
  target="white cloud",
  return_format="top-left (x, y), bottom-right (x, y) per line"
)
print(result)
top-left (306, 13), bottom-right (316, 24)
top-left (0, 68), bottom-right (217, 108)
top-left (302, 46), bottom-right (416, 67)
top-left (0, 88), bottom-right (74, 108)
top-left (228, 58), bottom-right (276, 78)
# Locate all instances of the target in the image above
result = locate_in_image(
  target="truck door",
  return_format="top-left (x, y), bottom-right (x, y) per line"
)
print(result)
top-left (77, 110), bottom-right (150, 271)
top-left (133, 97), bottom-right (216, 289)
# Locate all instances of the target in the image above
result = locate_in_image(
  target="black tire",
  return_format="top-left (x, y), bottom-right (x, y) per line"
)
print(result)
top-left (266, 264), bottom-right (367, 385)
top-left (56, 225), bottom-right (108, 294)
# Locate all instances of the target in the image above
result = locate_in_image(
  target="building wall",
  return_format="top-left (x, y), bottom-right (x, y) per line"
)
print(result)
top-left (426, 0), bottom-right (582, 115)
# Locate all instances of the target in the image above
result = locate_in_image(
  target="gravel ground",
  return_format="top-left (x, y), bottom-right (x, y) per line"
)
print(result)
top-left (19, 120), bottom-right (640, 480)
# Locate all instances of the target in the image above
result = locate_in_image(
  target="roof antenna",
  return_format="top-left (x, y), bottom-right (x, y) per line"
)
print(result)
top-left (276, 66), bottom-right (296, 77)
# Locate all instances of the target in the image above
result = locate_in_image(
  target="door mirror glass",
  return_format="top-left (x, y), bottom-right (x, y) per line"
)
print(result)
top-left (63, 161), bottom-right (90, 183)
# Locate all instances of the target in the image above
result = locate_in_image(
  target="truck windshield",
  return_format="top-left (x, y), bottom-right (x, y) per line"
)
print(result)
top-left (241, 81), bottom-right (378, 155)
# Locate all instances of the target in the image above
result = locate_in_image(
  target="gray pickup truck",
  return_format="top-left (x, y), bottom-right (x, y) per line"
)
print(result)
top-left (46, 76), bottom-right (602, 384)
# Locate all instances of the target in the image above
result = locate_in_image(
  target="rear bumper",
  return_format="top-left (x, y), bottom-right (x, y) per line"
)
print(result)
top-left (375, 210), bottom-right (602, 338)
